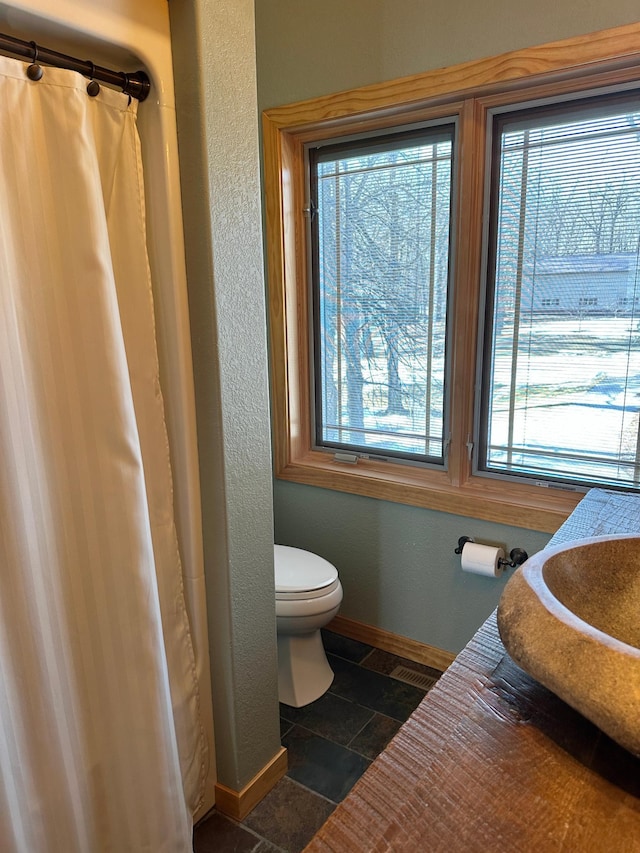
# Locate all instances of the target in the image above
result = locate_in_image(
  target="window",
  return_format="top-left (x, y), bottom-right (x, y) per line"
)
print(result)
top-left (262, 23), bottom-right (640, 531)
top-left (480, 96), bottom-right (640, 490)
top-left (309, 127), bottom-right (454, 464)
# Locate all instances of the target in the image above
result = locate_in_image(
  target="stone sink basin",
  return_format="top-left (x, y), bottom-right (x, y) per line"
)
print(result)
top-left (497, 534), bottom-right (640, 756)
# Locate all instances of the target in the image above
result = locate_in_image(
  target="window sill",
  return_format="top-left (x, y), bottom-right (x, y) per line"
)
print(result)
top-left (276, 451), bottom-right (582, 533)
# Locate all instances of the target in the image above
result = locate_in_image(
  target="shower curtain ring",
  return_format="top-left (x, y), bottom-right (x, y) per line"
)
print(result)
top-left (86, 62), bottom-right (100, 97)
top-left (26, 41), bottom-right (43, 81)
top-left (121, 72), bottom-right (132, 103)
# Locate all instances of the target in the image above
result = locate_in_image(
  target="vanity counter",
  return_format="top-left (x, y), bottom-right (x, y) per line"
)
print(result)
top-left (306, 489), bottom-right (640, 852)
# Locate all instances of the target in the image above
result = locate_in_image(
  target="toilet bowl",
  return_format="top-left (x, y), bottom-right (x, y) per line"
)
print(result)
top-left (275, 544), bottom-right (343, 708)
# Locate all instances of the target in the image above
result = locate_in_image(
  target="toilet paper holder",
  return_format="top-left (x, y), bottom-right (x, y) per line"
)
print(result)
top-left (454, 536), bottom-right (528, 569)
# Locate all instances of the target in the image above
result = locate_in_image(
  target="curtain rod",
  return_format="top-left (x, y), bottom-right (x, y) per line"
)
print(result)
top-left (0, 31), bottom-right (151, 101)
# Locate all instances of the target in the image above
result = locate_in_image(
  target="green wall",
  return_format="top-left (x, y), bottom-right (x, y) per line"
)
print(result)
top-left (255, 0), bottom-right (640, 653)
top-left (170, 0), bottom-right (281, 791)
top-left (256, 0), bottom-right (640, 110)
top-left (274, 485), bottom-right (549, 654)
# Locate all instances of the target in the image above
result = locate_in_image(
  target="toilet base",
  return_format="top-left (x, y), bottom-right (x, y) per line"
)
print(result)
top-left (277, 629), bottom-right (334, 708)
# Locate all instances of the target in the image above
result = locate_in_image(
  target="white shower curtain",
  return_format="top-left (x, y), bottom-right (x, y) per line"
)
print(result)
top-left (0, 56), bottom-right (206, 851)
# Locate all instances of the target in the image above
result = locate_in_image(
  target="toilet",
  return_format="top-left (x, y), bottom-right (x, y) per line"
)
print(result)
top-left (275, 544), bottom-right (343, 708)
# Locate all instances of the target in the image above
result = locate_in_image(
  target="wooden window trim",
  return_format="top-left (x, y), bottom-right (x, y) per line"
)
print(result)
top-left (262, 22), bottom-right (640, 534)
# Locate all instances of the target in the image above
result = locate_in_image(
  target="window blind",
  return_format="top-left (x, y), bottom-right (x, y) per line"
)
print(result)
top-left (482, 96), bottom-right (640, 487)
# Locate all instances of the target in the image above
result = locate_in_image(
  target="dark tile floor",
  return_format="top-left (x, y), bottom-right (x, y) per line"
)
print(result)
top-left (193, 630), bottom-right (442, 853)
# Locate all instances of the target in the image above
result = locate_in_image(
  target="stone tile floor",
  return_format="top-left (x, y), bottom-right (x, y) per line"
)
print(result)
top-left (193, 630), bottom-right (442, 853)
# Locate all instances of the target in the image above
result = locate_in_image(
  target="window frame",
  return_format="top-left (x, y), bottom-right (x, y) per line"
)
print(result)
top-left (307, 122), bottom-right (457, 466)
top-left (476, 91), bottom-right (640, 491)
top-left (262, 22), bottom-right (640, 533)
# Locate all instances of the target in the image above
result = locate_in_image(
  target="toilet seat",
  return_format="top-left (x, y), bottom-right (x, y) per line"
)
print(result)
top-left (276, 578), bottom-right (341, 601)
top-left (275, 544), bottom-right (339, 600)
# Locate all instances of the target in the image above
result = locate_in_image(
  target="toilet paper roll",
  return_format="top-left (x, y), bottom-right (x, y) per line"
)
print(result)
top-left (460, 542), bottom-right (505, 577)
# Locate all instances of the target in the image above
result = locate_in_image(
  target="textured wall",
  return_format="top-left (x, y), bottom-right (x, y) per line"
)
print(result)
top-left (255, 0), bottom-right (640, 110)
top-left (256, 0), bottom-right (640, 653)
top-left (274, 484), bottom-right (550, 654)
top-left (170, 0), bottom-right (280, 790)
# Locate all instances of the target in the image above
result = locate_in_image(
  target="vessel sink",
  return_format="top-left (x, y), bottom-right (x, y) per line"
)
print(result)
top-left (497, 534), bottom-right (640, 756)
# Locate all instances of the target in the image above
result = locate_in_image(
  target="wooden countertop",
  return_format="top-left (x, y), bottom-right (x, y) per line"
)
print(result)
top-left (306, 489), bottom-right (640, 852)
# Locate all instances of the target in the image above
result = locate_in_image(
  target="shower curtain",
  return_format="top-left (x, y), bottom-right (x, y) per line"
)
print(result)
top-left (0, 56), bottom-right (206, 851)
